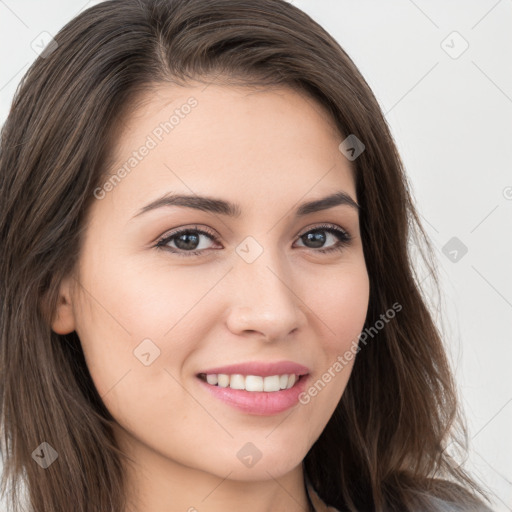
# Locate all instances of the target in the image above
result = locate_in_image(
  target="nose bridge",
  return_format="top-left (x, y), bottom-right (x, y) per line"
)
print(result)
top-left (225, 236), bottom-right (304, 338)
top-left (241, 245), bottom-right (290, 303)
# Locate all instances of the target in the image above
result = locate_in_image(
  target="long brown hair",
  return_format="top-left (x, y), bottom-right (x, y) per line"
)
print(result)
top-left (0, 1), bottom-right (492, 511)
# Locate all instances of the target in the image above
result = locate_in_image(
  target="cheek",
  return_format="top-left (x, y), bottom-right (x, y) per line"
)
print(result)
top-left (291, 264), bottom-right (369, 441)
top-left (303, 261), bottom-right (369, 403)
top-left (105, 254), bottom-right (228, 334)
top-left (313, 262), bottom-right (370, 349)
top-left (73, 256), bottom-right (223, 401)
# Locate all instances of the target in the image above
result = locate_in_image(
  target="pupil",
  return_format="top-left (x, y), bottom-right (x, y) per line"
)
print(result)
top-left (304, 231), bottom-right (325, 248)
top-left (176, 232), bottom-right (199, 250)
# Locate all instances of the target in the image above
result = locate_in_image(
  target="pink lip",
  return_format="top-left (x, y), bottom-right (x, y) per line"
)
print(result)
top-left (196, 373), bottom-right (311, 416)
top-left (197, 360), bottom-right (310, 377)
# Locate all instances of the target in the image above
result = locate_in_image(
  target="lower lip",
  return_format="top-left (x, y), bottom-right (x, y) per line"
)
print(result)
top-left (196, 374), bottom-right (310, 416)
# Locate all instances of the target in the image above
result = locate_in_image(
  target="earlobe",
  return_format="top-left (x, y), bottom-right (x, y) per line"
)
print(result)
top-left (51, 277), bottom-right (76, 335)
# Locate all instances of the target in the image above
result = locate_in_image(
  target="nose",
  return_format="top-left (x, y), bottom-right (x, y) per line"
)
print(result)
top-left (224, 247), bottom-right (307, 342)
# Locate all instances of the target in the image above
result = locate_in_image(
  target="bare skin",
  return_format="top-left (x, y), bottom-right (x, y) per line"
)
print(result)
top-left (52, 81), bottom-right (370, 512)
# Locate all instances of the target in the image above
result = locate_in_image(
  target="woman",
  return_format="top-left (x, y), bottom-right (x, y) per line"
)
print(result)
top-left (0, 0), bottom-right (493, 511)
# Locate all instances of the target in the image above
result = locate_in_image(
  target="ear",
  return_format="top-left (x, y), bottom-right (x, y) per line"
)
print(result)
top-left (51, 276), bottom-right (77, 335)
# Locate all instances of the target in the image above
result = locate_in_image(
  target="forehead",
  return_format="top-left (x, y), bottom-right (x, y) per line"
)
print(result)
top-left (112, 81), bottom-right (346, 162)
top-left (95, 82), bottom-right (357, 220)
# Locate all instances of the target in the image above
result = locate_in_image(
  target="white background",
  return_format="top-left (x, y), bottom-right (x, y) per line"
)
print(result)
top-left (1, 1), bottom-right (511, 510)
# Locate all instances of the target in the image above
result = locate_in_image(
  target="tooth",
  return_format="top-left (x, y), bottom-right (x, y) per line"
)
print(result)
top-left (229, 374), bottom-right (245, 390)
top-left (204, 373), bottom-right (299, 391)
top-left (217, 374), bottom-right (230, 387)
top-left (206, 374), bottom-right (218, 385)
top-left (263, 375), bottom-right (281, 392)
top-left (245, 375), bottom-right (264, 392)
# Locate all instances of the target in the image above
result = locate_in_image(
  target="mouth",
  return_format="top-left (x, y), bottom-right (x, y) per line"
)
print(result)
top-left (195, 372), bottom-right (311, 416)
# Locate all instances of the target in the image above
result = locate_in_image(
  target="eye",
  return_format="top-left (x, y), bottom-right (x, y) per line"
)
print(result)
top-left (294, 223), bottom-right (352, 254)
top-left (155, 225), bottom-right (219, 257)
top-left (155, 223), bottom-right (352, 257)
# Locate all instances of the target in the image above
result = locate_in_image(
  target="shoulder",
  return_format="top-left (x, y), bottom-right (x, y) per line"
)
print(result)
top-left (410, 480), bottom-right (495, 512)
top-left (306, 479), bottom-right (494, 512)
top-left (419, 493), bottom-right (494, 512)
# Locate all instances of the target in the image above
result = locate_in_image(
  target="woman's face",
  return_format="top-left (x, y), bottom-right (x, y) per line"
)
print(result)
top-left (53, 82), bottom-right (369, 491)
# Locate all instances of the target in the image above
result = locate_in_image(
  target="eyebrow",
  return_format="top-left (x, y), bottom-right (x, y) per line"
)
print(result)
top-left (131, 190), bottom-right (360, 220)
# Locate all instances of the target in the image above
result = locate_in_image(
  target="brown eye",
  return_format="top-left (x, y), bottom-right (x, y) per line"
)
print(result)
top-left (295, 224), bottom-right (351, 253)
top-left (155, 226), bottom-right (219, 257)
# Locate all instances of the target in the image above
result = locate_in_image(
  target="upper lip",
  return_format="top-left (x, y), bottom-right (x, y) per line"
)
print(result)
top-left (197, 360), bottom-right (310, 377)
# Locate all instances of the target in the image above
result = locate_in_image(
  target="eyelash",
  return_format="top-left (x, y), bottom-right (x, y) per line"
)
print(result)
top-left (155, 223), bottom-right (352, 258)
